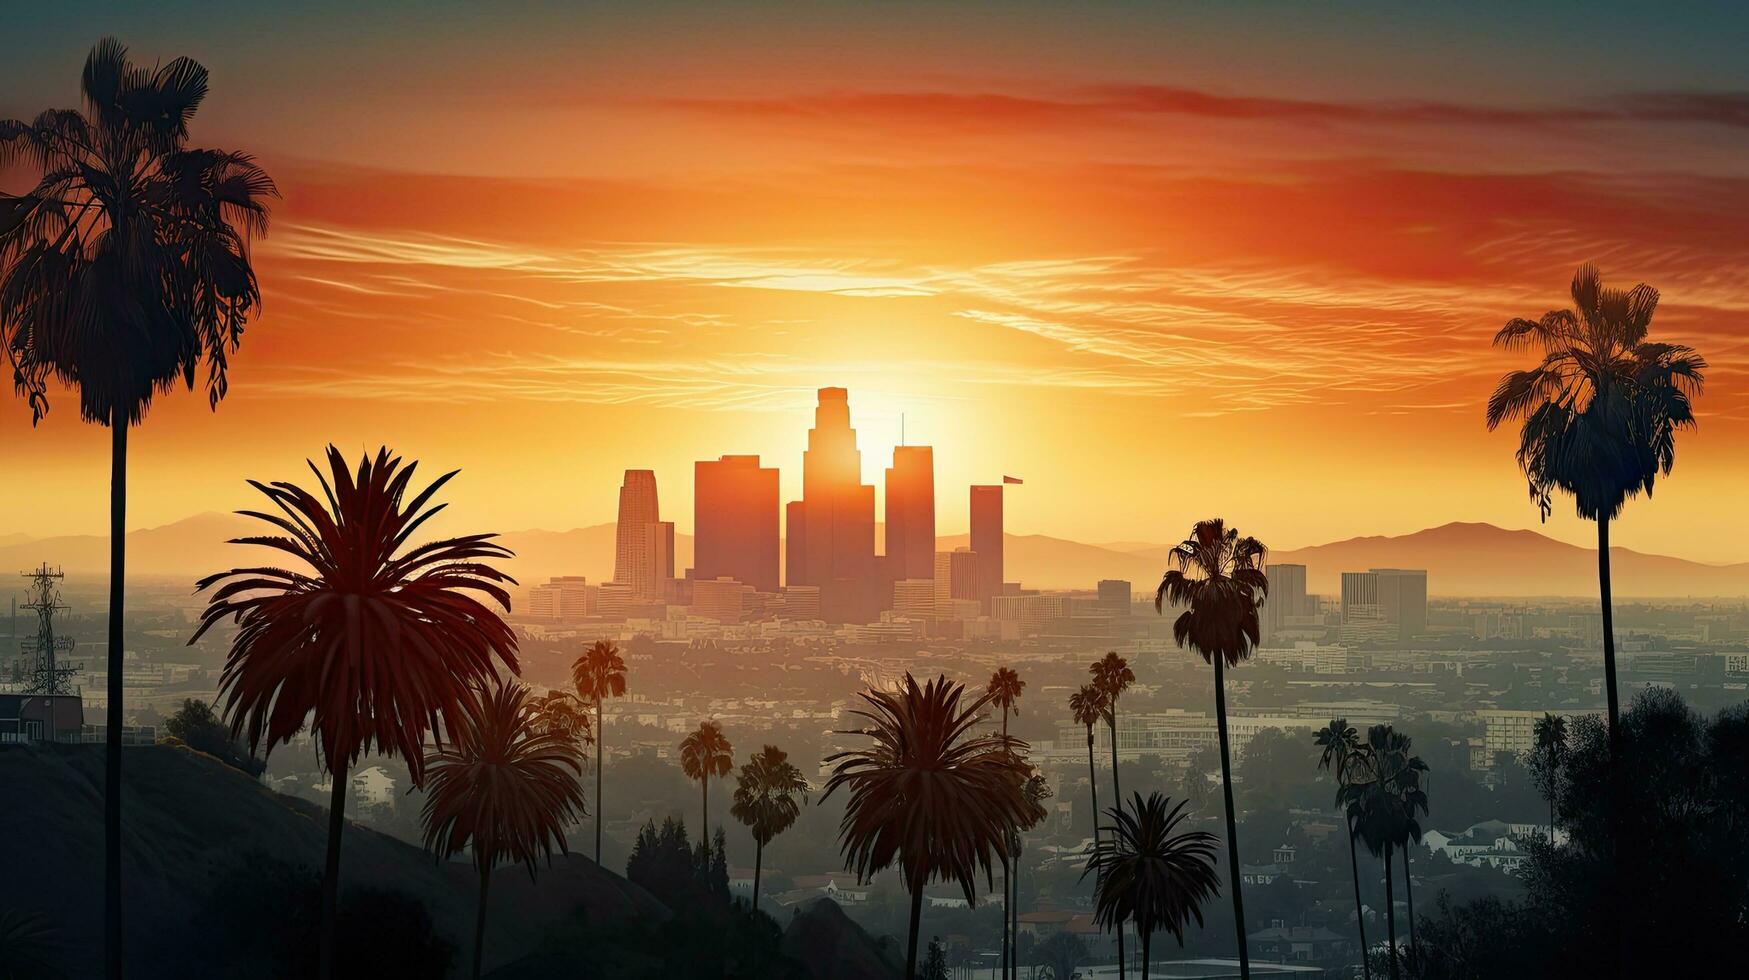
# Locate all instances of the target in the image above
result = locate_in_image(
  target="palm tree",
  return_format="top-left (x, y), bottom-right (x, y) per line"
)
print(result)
top-left (1343, 725), bottom-right (1428, 980)
top-left (1155, 518), bottom-right (1268, 980)
top-left (1068, 684), bottom-right (1109, 857)
top-left (730, 744), bottom-right (809, 912)
top-left (822, 673), bottom-right (1043, 980)
top-left (680, 720), bottom-right (734, 839)
top-left (1314, 719), bottom-right (1371, 980)
top-left (1486, 264), bottom-right (1704, 766)
top-left (988, 667), bottom-right (1024, 979)
top-left (421, 681), bottom-right (586, 980)
top-left (2, 40), bottom-right (275, 976)
top-left (1089, 651), bottom-right (1135, 977)
top-left (1083, 793), bottom-right (1221, 980)
top-left (191, 446), bottom-right (517, 980)
top-left (572, 639), bottom-right (627, 864)
top-left (1531, 713), bottom-right (1568, 841)
top-left (1008, 771), bottom-right (1052, 980)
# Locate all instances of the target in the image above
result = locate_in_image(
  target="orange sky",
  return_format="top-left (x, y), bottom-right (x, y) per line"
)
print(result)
top-left (4, 4), bottom-right (1748, 562)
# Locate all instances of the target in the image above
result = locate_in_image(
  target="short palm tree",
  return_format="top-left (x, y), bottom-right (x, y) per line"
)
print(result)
top-left (988, 667), bottom-right (1024, 978)
top-left (1083, 793), bottom-right (1221, 980)
top-left (1314, 719), bottom-right (1371, 980)
top-left (2, 40), bottom-right (274, 977)
top-left (1089, 653), bottom-right (1136, 980)
top-left (191, 446), bottom-right (517, 980)
top-left (1486, 264), bottom-right (1704, 765)
top-left (1344, 726), bottom-right (1428, 980)
top-left (730, 744), bottom-right (809, 912)
top-left (1155, 518), bottom-right (1268, 980)
top-left (822, 673), bottom-right (1042, 980)
top-left (572, 639), bottom-right (627, 863)
top-left (1531, 713), bottom-right (1568, 841)
top-left (422, 682), bottom-right (586, 980)
top-left (680, 720), bottom-right (734, 840)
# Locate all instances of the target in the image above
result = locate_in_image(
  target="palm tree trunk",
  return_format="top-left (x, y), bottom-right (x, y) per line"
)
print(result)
top-left (318, 763), bottom-right (349, 980)
top-left (595, 696), bottom-right (604, 864)
top-left (1402, 844), bottom-right (1416, 953)
top-left (1086, 727), bottom-right (1101, 851)
top-left (105, 408), bottom-right (127, 980)
top-left (472, 863), bottom-right (491, 980)
top-left (1597, 517), bottom-right (1627, 980)
top-left (753, 837), bottom-right (764, 912)
top-left (1213, 655), bottom-right (1250, 980)
top-left (1383, 846), bottom-right (1399, 980)
top-left (906, 884), bottom-right (925, 980)
top-left (1001, 713), bottom-right (1010, 980)
top-left (1108, 705), bottom-right (1126, 980)
top-left (702, 772), bottom-right (709, 840)
top-left (1347, 813), bottom-right (1371, 980)
top-left (1140, 928), bottom-right (1150, 980)
top-left (1010, 853), bottom-right (1019, 980)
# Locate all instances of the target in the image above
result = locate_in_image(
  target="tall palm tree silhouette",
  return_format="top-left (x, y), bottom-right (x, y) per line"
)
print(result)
top-left (1069, 684), bottom-right (1110, 856)
top-left (822, 673), bottom-right (1041, 980)
top-left (1155, 518), bottom-right (1268, 980)
top-left (421, 682), bottom-right (586, 980)
top-left (572, 639), bottom-right (627, 863)
top-left (1343, 725), bottom-right (1428, 980)
top-left (1089, 652), bottom-right (1135, 979)
top-left (1314, 719), bottom-right (1371, 980)
top-left (1083, 793), bottom-right (1221, 980)
top-left (1532, 712), bottom-right (1568, 841)
top-left (1486, 264), bottom-right (1704, 766)
top-left (680, 720), bottom-right (734, 840)
top-left (730, 744), bottom-right (809, 912)
top-left (2, 39), bottom-right (275, 976)
top-left (191, 446), bottom-right (517, 980)
top-left (987, 667), bottom-right (1024, 979)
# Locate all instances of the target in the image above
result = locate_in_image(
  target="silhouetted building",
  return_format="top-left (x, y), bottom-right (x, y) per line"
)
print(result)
top-left (0, 693), bottom-right (85, 744)
top-left (885, 446), bottom-right (935, 582)
top-left (969, 485), bottom-right (1003, 608)
top-left (786, 388), bottom-right (880, 621)
top-left (695, 454), bottom-right (780, 593)
top-left (1373, 568), bottom-right (1428, 643)
top-left (1263, 563), bottom-right (1308, 640)
top-left (1341, 571), bottom-right (1382, 624)
top-left (614, 470), bottom-right (669, 599)
top-left (1097, 579), bottom-right (1131, 616)
top-left (934, 548), bottom-right (983, 610)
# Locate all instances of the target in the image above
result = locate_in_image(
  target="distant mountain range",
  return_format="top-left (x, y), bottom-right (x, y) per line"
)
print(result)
top-left (2, 514), bottom-right (1744, 598)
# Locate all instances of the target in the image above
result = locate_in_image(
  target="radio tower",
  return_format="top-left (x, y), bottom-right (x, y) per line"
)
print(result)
top-left (19, 563), bottom-right (79, 696)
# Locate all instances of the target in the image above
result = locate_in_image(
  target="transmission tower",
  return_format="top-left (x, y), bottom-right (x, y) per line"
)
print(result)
top-left (19, 563), bottom-right (79, 696)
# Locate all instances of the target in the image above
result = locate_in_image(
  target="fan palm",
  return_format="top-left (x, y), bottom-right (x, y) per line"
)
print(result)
top-left (1082, 793), bottom-right (1221, 980)
top-left (1069, 684), bottom-right (1110, 857)
top-left (421, 681), bottom-right (586, 980)
top-left (1531, 713), bottom-right (1568, 841)
top-left (1155, 518), bottom-right (1268, 980)
top-left (1486, 264), bottom-right (1704, 764)
top-left (2, 40), bottom-right (275, 976)
top-left (1314, 719), bottom-right (1371, 980)
top-left (680, 720), bottom-right (734, 839)
top-left (1343, 726), bottom-right (1428, 980)
top-left (822, 673), bottom-right (1042, 980)
top-left (987, 667), bottom-right (1024, 979)
top-left (572, 639), bottom-right (627, 863)
top-left (1089, 651), bottom-right (1135, 978)
top-left (730, 744), bottom-right (809, 912)
top-left (191, 446), bottom-right (517, 980)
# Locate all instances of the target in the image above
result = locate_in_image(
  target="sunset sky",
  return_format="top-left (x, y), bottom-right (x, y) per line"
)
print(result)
top-left (5, 2), bottom-right (1748, 562)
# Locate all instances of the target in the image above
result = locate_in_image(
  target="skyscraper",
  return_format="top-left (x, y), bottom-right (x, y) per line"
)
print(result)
top-left (1097, 579), bottom-right (1132, 617)
top-left (1340, 571), bottom-right (1381, 623)
top-left (884, 445), bottom-right (935, 582)
top-left (1373, 568), bottom-right (1428, 643)
top-left (614, 470), bottom-right (665, 599)
top-left (934, 548), bottom-right (984, 609)
top-left (694, 454), bottom-right (781, 593)
top-left (786, 388), bottom-right (879, 621)
top-left (1263, 563), bottom-right (1308, 641)
top-left (969, 484), bottom-right (1004, 608)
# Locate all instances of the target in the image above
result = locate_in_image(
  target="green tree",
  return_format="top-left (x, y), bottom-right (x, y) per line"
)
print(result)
top-left (2, 40), bottom-right (275, 977)
top-left (163, 697), bottom-right (265, 777)
top-left (822, 673), bottom-right (1043, 980)
top-left (192, 446), bottom-right (517, 980)
top-left (1528, 713), bottom-right (1568, 841)
top-left (921, 936), bottom-right (950, 980)
top-left (730, 744), bottom-right (809, 912)
top-left (572, 639), bottom-right (627, 864)
top-left (1083, 793), bottom-right (1221, 980)
top-left (1155, 518), bottom-right (1268, 980)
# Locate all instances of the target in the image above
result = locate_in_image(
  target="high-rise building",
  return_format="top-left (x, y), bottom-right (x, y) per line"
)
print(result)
top-left (786, 388), bottom-right (880, 621)
top-left (528, 576), bottom-right (591, 619)
top-left (892, 578), bottom-right (936, 620)
top-left (969, 485), bottom-right (1003, 608)
top-left (1097, 579), bottom-right (1132, 617)
top-left (1373, 568), bottom-right (1428, 643)
top-left (885, 446), bottom-right (935, 582)
top-left (934, 548), bottom-right (983, 610)
top-left (1341, 571), bottom-right (1382, 624)
top-left (614, 470), bottom-right (665, 599)
top-left (1263, 563), bottom-right (1308, 640)
top-left (695, 454), bottom-right (781, 593)
top-left (692, 577), bottom-right (749, 624)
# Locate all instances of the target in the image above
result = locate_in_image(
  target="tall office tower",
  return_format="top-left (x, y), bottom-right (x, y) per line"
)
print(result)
top-left (1372, 568), bottom-right (1428, 643)
top-left (1262, 563), bottom-right (1309, 640)
top-left (969, 485), bottom-right (1004, 608)
top-left (934, 548), bottom-right (983, 610)
top-left (885, 445), bottom-right (936, 582)
top-left (1340, 571), bottom-right (1382, 623)
top-left (892, 578), bottom-right (937, 620)
top-left (1097, 579), bottom-right (1132, 617)
top-left (786, 388), bottom-right (879, 621)
top-left (695, 454), bottom-right (781, 593)
top-left (614, 470), bottom-right (664, 599)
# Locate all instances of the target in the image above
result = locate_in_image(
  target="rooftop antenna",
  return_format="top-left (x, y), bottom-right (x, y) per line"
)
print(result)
top-left (19, 563), bottom-right (79, 695)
